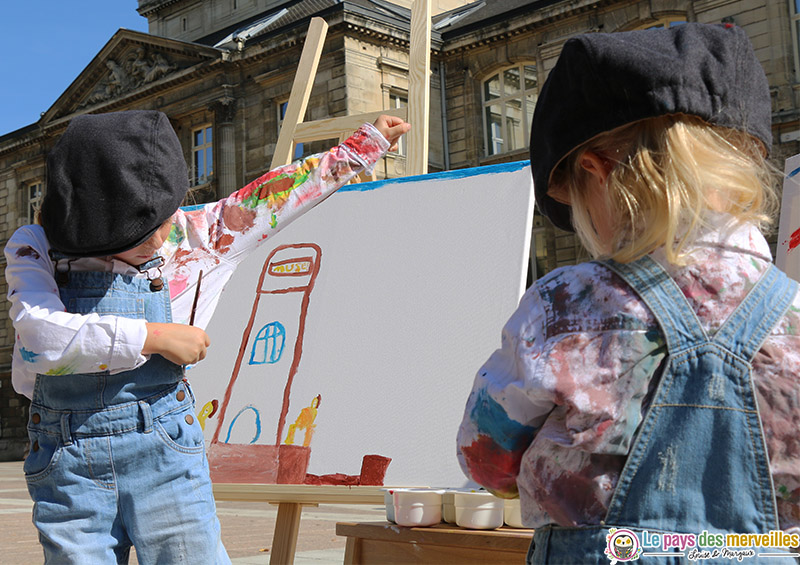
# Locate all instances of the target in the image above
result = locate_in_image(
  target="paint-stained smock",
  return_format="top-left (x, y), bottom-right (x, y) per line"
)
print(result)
top-left (456, 215), bottom-right (800, 532)
top-left (6, 123), bottom-right (390, 400)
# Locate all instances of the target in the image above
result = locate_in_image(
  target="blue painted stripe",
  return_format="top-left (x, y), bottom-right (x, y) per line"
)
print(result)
top-left (340, 160), bottom-right (530, 193)
top-left (181, 161), bottom-right (530, 212)
top-left (470, 387), bottom-right (537, 451)
top-left (789, 165), bottom-right (800, 178)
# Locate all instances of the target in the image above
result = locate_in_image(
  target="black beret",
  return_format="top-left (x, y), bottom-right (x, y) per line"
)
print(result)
top-left (530, 23), bottom-right (772, 232)
top-left (42, 110), bottom-right (189, 257)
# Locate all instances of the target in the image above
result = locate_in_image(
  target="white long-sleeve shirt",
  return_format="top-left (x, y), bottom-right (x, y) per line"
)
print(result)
top-left (6, 123), bottom-right (390, 399)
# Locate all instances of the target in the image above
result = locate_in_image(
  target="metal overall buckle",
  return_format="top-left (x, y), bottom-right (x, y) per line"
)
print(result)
top-left (137, 256), bottom-right (166, 292)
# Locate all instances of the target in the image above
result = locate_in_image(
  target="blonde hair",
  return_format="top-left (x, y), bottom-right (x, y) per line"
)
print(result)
top-left (550, 115), bottom-right (778, 264)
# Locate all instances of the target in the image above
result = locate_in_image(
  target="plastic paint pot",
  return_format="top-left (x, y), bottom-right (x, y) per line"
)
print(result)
top-left (453, 490), bottom-right (504, 530)
top-left (391, 488), bottom-right (446, 527)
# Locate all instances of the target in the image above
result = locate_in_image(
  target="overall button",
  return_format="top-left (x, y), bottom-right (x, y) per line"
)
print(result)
top-left (185, 415), bottom-right (194, 425)
top-left (31, 413), bottom-right (41, 424)
top-left (176, 390), bottom-right (186, 402)
top-left (32, 441), bottom-right (39, 452)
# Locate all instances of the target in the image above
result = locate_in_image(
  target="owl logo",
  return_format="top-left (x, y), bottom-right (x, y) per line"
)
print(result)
top-left (614, 535), bottom-right (634, 558)
top-left (605, 528), bottom-right (643, 563)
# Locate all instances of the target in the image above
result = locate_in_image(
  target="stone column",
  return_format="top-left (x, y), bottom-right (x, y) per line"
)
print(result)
top-left (212, 97), bottom-right (238, 198)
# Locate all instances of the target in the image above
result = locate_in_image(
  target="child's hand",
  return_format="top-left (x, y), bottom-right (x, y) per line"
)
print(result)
top-left (143, 322), bottom-right (211, 366)
top-left (373, 115), bottom-right (411, 152)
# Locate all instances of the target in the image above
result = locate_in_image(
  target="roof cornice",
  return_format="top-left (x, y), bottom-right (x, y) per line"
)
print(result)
top-left (137, 0), bottom-right (186, 18)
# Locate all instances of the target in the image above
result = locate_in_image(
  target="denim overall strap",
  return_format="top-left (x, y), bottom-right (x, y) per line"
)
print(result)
top-left (711, 265), bottom-right (798, 361)
top-left (32, 270), bottom-right (183, 410)
top-left (604, 255), bottom-right (709, 354)
top-left (601, 256), bottom-right (795, 531)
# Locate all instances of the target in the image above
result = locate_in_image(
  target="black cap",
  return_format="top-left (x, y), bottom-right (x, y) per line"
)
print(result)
top-left (530, 23), bottom-right (772, 232)
top-left (42, 110), bottom-right (189, 256)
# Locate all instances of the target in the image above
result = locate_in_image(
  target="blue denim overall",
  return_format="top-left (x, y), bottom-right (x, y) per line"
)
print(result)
top-left (528, 255), bottom-right (799, 564)
top-left (24, 270), bottom-right (229, 564)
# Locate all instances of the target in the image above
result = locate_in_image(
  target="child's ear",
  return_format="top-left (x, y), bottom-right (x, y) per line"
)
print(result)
top-left (579, 150), bottom-right (614, 187)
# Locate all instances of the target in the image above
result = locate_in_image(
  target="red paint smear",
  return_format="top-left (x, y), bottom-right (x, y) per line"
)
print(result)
top-left (222, 203), bottom-right (256, 233)
top-left (16, 245), bottom-right (40, 260)
top-left (208, 398), bottom-right (219, 418)
top-left (595, 420), bottom-right (613, 437)
top-left (461, 435), bottom-right (522, 492)
top-left (169, 275), bottom-right (188, 300)
top-left (789, 227), bottom-right (800, 251)
top-left (305, 473), bottom-right (360, 486)
top-left (233, 168), bottom-right (286, 203)
top-left (259, 176), bottom-right (294, 200)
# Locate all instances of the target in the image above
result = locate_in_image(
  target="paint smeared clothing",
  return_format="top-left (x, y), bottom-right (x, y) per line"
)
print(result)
top-left (456, 217), bottom-right (800, 531)
top-left (6, 123), bottom-right (390, 399)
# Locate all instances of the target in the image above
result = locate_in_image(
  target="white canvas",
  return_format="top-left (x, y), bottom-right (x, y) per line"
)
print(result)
top-left (188, 162), bottom-right (535, 487)
top-left (777, 154), bottom-right (800, 283)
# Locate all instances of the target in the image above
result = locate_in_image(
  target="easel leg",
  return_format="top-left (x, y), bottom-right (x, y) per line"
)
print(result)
top-left (270, 502), bottom-right (304, 565)
top-left (343, 536), bottom-right (361, 564)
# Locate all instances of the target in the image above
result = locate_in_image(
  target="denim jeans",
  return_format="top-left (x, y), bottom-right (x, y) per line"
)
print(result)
top-left (25, 271), bottom-right (229, 564)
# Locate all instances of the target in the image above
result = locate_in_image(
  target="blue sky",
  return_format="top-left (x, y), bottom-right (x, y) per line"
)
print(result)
top-left (0, 2), bottom-right (148, 135)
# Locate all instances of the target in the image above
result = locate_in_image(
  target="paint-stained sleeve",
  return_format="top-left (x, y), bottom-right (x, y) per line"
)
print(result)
top-left (456, 286), bottom-right (556, 497)
top-left (5, 225), bottom-right (148, 398)
top-left (159, 122), bottom-right (391, 326)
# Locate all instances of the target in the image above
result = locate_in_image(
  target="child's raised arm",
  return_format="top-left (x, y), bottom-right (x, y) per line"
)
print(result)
top-left (161, 117), bottom-right (410, 328)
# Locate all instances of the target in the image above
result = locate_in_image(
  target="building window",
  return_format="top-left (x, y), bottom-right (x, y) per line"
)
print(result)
top-left (482, 64), bottom-right (538, 156)
top-left (792, 1), bottom-right (800, 79)
top-left (192, 125), bottom-right (213, 186)
top-left (26, 182), bottom-right (43, 224)
top-left (390, 92), bottom-right (408, 157)
top-left (278, 101), bottom-right (305, 161)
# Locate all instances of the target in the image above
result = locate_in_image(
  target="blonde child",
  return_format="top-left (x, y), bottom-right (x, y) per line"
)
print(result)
top-left (6, 110), bottom-right (409, 563)
top-left (457, 23), bottom-right (800, 563)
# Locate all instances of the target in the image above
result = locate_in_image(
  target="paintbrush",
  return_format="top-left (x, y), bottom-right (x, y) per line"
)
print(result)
top-left (189, 270), bottom-right (203, 326)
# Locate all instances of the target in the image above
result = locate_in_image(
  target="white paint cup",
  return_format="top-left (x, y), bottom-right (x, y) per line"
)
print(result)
top-left (453, 490), bottom-right (504, 530)
top-left (503, 497), bottom-right (524, 528)
top-left (392, 488), bottom-right (446, 527)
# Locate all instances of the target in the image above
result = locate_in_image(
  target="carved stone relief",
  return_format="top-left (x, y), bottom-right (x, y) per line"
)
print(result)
top-left (81, 47), bottom-right (178, 108)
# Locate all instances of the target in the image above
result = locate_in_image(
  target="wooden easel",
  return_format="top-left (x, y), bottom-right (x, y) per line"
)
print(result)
top-left (270, 0), bottom-right (431, 176)
top-left (213, 4), bottom-right (433, 564)
top-left (214, 483), bottom-right (384, 564)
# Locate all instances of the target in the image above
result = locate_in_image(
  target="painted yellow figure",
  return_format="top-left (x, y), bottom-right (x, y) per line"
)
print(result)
top-left (285, 395), bottom-right (321, 447)
top-left (198, 399), bottom-right (218, 430)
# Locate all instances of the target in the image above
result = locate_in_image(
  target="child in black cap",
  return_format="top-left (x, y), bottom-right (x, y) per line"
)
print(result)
top-left (5, 109), bottom-right (409, 563)
top-left (457, 23), bottom-right (800, 562)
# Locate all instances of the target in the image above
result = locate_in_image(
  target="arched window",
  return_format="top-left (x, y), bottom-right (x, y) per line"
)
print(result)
top-left (482, 64), bottom-right (538, 156)
top-left (249, 321), bottom-right (286, 365)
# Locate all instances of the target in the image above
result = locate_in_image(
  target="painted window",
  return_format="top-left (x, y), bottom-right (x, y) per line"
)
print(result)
top-left (26, 181), bottom-right (43, 224)
top-left (482, 64), bottom-right (538, 156)
top-left (278, 101), bottom-right (305, 160)
top-left (249, 321), bottom-right (286, 365)
top-left (192, 125), bottom-right (213, 186)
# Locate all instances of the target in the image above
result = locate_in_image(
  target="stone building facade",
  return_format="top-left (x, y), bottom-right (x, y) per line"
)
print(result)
top-left (0, 0), bottom-right (798, 459)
